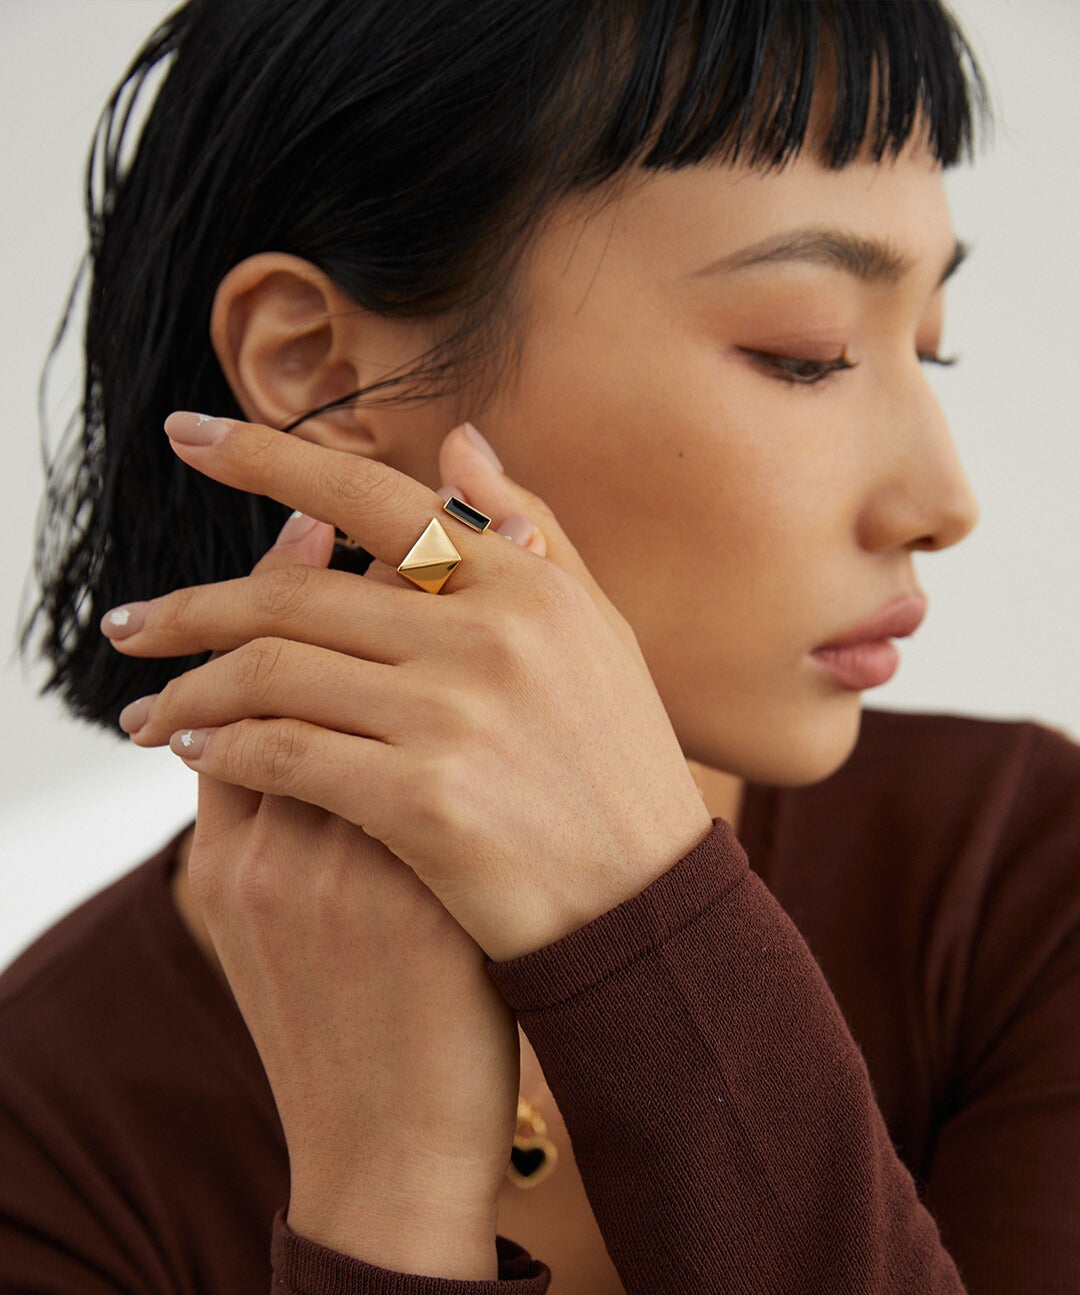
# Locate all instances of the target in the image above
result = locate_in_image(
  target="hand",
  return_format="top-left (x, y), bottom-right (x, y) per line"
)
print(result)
top-left (102, 411), bottom-right (714, 961)
top-left (162, 521), bottom-right (517, 1279)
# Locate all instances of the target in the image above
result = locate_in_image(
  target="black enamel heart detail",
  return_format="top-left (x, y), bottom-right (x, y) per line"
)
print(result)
top-left (510, 1144), bottom-right (548, 1177)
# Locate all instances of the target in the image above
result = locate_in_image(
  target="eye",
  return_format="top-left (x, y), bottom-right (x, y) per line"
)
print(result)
top-left (738, 349), bottom-right (857, 387)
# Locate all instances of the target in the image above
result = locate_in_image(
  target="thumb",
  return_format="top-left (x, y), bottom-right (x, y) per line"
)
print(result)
top-left (438, 422), bottom-right (625, 627)
top-left (194, 509), bottom-right (336, 839)
top-left (437, 423), bottom-right (649, 664)
top-left (251, 509), bottom-right (338, 577)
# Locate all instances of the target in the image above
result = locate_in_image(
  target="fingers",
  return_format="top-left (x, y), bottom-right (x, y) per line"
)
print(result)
top-left (437, 426), bottom-right (640, 654)
top-left (250, 509), bottom-right (337, 577)
top-left (167, 717), bottom-right (386, 831)
top-left (164, 412), bottom-right (496, 592)
top-left (101, 563), bottom-right (437, 663)
top-left (191, 507), bottom-right (335, 841)
top-left (120, 637), bottom-right (404, 747)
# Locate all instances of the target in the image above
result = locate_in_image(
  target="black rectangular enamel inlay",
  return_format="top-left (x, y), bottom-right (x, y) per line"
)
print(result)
top-left (442, 496), bottom-right (491, 532)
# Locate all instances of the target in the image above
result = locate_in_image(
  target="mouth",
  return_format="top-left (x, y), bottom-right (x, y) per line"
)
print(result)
top-left (807, 595), bottom-right (927, 690)
top-left (812, 594), bottom-right (928, 651)
top-left (809, 640), bottom-right (901, 689)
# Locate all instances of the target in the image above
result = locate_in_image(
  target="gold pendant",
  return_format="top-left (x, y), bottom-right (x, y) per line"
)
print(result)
top-left (506, 1096), bottom-right (559, 1189)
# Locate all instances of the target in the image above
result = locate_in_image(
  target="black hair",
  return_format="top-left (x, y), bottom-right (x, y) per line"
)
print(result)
top-left (19, 0), bottom-right (991, 731)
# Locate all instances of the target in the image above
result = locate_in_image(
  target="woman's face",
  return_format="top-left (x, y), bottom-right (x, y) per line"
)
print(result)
top-left (459, 135), bottom-right (979, 786)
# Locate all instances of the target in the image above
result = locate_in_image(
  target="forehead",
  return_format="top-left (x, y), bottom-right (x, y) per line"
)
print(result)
top-left (531, 143), bottom-right (953, 297)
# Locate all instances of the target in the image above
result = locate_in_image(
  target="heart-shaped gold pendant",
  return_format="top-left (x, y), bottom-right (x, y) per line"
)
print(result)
top-left (507, 1135), bottom-right (559, 1188)
top-left (506, 1095), bottom-right (559, 1189)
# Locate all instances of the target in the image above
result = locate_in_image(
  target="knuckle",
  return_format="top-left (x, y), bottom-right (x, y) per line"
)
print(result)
top-left (413, 750), bottom-right (470, 835)
top-left (260, 721), bottom-right (306, 784)
top-left (486, 609), bottom-right (537, 673)
top-left (242, 423), bottom-right (281, 467)
top-left (325, 456), bottom-right (401, 513)
top-left (308, 854), bottom-right (352, 924)
top-left (146, 583), bottom-right (197, 635)
top-left (254, 564), bottom-right (312, 620)
top-left (233, 853), bottom-right (280, 920)
top-left (533, 562), bottom-right (584, 619)
top-left (231, 637), bottom-right (285, 699)
top-left (406, 677), bottom-right (460, 735)
top-left (155, 673), bottom-right (182, 717)
top-left (222, 718), bottom-right (302, 786)
top-left (467, 604), bottom-right (544, 679)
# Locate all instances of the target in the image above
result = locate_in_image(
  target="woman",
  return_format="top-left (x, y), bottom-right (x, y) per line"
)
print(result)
top-left (4, 0), bottom-right (1078, 1291)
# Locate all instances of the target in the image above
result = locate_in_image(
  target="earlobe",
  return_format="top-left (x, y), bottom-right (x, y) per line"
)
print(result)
top-left (208, 252), bottom-right (371, 446)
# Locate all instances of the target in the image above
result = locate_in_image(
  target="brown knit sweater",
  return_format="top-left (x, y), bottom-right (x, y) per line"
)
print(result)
top-left (1, 707), bottom-right (1078, 1292)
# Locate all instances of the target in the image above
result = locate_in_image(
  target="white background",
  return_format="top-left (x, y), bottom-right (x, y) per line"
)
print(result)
top-left (2, 0), bottom-right (1078, 970)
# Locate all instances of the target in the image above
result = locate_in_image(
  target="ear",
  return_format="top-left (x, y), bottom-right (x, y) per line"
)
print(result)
top-left (208, 252), bottom-right (439, 458)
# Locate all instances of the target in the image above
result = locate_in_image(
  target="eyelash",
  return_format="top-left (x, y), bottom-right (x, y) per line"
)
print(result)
top-left (741, 349), bottom-right (959, 388)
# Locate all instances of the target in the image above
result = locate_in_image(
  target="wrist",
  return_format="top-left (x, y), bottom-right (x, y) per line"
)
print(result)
top-left (491, 800), bottom-right (716, 960)
top-left (287, 1182), bottom-right (500, 1280)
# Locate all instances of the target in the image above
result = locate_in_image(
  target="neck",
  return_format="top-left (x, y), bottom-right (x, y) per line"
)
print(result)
top-left (686, 760), bottom-right (745, 838)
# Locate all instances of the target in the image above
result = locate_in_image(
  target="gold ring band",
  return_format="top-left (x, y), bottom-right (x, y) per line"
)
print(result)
top-left (396, 495), bottom-right (492, 594)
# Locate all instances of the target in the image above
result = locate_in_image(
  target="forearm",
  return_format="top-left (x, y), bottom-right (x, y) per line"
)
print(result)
top-left (487, 819), bottom-right (966, 1293)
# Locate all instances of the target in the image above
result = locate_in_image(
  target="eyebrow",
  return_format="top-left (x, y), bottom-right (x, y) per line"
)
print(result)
top-left (691, 228), bottom-right (970, 289)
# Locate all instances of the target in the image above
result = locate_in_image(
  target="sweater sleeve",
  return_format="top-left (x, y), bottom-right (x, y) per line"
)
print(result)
top-left (484, 816), bottom-right (977, 1294)
top-left (918, 722), bottom-right (1080, 1291)
top-left (0, 1070), bottom-right (550, 1295)
top-left (270, 1211), bottom-right (549, 1294)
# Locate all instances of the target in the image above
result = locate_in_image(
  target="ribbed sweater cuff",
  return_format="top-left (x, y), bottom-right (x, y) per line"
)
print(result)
top-left (485, 817), bottom-right (748, 1009)
top-left (271, 1208), bottom-right (550, 1292)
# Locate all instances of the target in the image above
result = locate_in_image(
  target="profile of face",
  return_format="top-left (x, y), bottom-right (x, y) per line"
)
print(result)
top-left (210, 112), bottom-right (979, 796)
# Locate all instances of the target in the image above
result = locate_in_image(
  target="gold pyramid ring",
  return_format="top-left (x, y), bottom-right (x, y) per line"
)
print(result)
top-left (395, 495), bottom-right (492, 594)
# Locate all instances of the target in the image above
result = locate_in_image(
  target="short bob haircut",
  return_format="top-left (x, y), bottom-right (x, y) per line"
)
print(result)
top-left (21, 0), bottom-right (990, 732)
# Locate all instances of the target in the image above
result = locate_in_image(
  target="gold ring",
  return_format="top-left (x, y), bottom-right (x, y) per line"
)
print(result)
top-left (396, 495), bottom-right (492, 594)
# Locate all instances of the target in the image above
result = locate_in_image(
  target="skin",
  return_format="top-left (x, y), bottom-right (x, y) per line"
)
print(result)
top-left (100, 103), bottom-right (979, 1279)
top-left (208, 128), bottom-right (976, 794)
top-left (105, 412), bottom-right (717, 1279)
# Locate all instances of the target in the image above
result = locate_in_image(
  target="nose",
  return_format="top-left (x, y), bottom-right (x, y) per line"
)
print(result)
top-left (854, 368), bottom-right (981, 554)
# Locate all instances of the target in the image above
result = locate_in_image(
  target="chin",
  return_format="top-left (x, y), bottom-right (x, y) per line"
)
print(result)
top-left (683, 689), bottom-right (865, 789)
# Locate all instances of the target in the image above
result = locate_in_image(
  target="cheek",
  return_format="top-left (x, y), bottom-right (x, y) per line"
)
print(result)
top-left (494, 311), bottom-right (844, 641)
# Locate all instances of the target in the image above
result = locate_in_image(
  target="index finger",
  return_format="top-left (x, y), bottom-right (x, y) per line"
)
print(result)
top-left (163, 411), bottom-right (494, 590)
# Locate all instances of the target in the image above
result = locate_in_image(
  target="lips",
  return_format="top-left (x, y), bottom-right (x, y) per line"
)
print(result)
top-left (813, 594), bottom-right (928, 651)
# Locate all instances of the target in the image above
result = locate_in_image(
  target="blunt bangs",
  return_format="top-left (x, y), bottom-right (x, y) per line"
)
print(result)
top-left (560, 0), bottom-right (989, 183)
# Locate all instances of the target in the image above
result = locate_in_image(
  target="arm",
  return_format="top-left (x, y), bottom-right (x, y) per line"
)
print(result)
top-left (485, 817), bottom-right (981, 1293)
top-left (0, 1152), bottom-right (547, 1294)
top-left (0, 1050), bottom-right (549, 1294)
top-left (918, 723), bottom-right (1080, 1290)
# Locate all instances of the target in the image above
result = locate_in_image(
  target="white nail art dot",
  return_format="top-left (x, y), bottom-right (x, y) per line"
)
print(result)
top-left (195, 414), bottom-right (215, 425)
top-left (180, 730), bottom-right (194, 748)
top-left (109, 608), bottom-right (131, 627)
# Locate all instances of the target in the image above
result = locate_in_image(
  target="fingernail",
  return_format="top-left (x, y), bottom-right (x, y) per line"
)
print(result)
top-left (165, 411), bottom-right (229, 445)
top-left (119, 694), bottom-right (156, 735)
top-left (496, 514), bottom-right (536, 546)
top-left (171, 729), bottom-right (209, 760)
top-left (461, 422), bottom-right (504, 472)
top-left (100, 602), bottom-right (149, 638)
top-left (275, 510), bottom-right (320, 545)
top-left (436, 484), bottom-right (459, 502)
